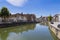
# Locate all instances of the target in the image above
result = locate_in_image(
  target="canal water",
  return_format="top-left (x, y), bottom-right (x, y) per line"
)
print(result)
top-left (0, 23), bottom-right (58, 40)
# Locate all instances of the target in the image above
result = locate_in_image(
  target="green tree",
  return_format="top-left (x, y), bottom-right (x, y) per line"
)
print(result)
top-left (0, 12), bottom-right (1, 17)
top-left (48, 15), bottom-right (52, 22)
top-left (0, 7), bottom-right (10, 22)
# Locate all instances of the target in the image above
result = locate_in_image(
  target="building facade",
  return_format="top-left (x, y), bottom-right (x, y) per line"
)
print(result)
top-left (7, 13), bottom-right (36, 22)
top-left (52, 14), bottom-right (60, 22)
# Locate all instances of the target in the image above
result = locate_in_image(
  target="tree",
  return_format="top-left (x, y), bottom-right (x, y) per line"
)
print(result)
top-left (48, 15), bottom-right (52, 22)
top-left (0, 7), bottom-right (10, 22)
top-left (0, 12), bottom-right (1, 17)
top-left (0, 9), bottom-right (1, 17)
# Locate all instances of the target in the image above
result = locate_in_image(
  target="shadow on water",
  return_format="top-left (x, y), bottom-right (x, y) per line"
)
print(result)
top-left (0, 24), bottom-right (36, 40)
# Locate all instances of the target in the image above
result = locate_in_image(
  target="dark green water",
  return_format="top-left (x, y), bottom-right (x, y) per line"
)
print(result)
top-left (0, 24), bottom-right (58, 40)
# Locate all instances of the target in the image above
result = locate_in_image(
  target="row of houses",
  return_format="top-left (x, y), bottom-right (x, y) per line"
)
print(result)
top-left (38, 14), bottom-right (60, 23)
top-left (0, 13), bottom-right (36, 22)
top-left (38, 16), bottom-right (48, 23)
top-left (52, 14), bottom-right (60, 22)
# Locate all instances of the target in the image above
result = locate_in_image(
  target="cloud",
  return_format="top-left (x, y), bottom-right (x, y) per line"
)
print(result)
top-left (6, 0), bottom-right (28, 7)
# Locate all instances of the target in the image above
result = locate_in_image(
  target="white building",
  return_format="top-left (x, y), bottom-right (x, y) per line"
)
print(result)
top-left (53, 14), bottom-right (60, 22)
top-left (8, 14), bottom-right (27, 22)
top-left (1, 13), bottom-right (36, 22)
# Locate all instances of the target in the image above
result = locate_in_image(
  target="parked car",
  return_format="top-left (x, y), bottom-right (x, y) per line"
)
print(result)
top-left (50, 22), bottom-right (54, 24)
top-left (57, 24), bottom-right (60, 28)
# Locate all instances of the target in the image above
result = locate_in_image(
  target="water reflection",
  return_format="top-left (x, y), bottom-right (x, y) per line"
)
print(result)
top-left (0, 24), bottom-right (36, 40)
top-left (0, 24), bottom-right (58, 40)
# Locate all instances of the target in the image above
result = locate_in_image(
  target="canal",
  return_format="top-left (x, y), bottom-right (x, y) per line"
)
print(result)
top-left (0, 23), bottom-right (58, 40)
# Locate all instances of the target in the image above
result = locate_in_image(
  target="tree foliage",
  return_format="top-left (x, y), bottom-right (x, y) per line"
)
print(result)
top-left (0, 7), bottom-right (10, 22)
top-left (0, 7), bottom-right (10, 17)
top-left (48, 15), bottom-right (52, 22)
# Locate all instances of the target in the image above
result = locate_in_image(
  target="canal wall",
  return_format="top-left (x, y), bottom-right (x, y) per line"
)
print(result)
top-left (0, 21), bottom-right (38, 28)
top-left (49, 22), bottom-right (60, 40)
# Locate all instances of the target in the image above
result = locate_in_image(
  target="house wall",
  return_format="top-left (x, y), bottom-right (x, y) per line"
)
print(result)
top-left (0, 14), bottom-right (36, 22)
top-left (58, 16), bottom-right (60, 22)
top-left (23, 17), bottom-right (27, 21)
top-left (0, 17), bottom-right (2, 22)
top-left (8, 17), bottom-right (17, 22)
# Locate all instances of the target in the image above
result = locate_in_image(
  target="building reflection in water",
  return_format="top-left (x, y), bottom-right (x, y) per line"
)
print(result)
top-left (0, 24), bottom-right (36, 40)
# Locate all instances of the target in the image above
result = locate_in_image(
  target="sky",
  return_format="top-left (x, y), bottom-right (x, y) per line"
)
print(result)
top-left (0, 0), bottom-right (60, 18)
